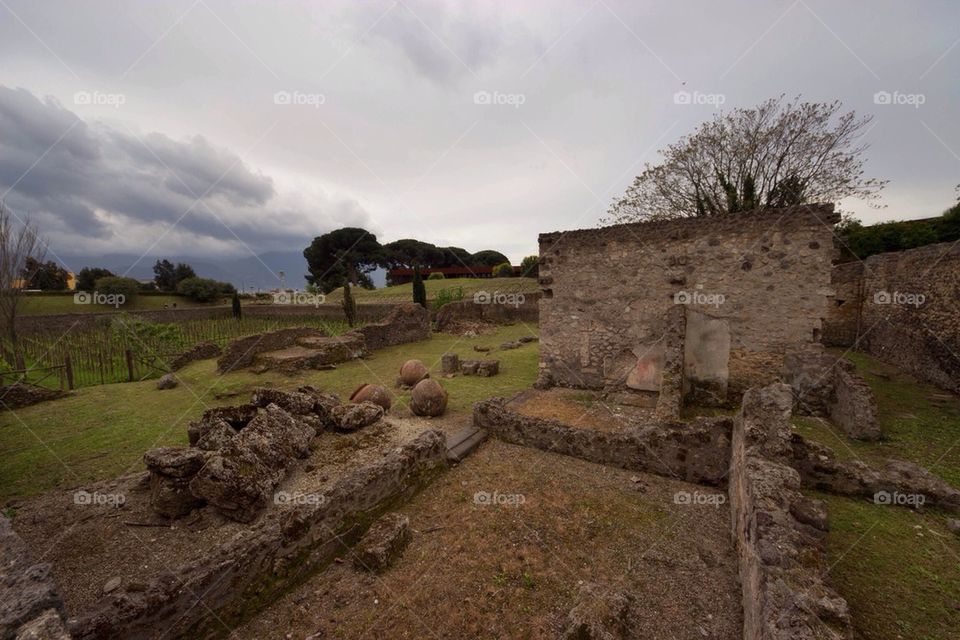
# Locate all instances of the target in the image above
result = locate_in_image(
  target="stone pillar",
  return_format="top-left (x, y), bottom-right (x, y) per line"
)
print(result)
top-left (441, 353), bottom-right (460, 376)
top-left (655, 305), bottom-right (686, 422)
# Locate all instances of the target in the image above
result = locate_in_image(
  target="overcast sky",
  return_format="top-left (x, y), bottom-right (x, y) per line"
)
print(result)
top-left (1, 0), bottom-right (958, 268)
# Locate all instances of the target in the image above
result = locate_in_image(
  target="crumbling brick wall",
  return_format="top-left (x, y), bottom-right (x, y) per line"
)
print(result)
top-left (822, 261), bottom-right (863, 347)
top-left (538, 204), bottom-right (840, 399)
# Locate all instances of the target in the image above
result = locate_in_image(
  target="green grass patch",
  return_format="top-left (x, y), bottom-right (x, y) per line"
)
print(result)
top-left (816, 492), bottom-right (960, 640)
top-left (0, 324), bottom-right (538, 504)
top-left (792, 350), bottom-right (960, 488)
top-left (21, 293), bottom-right (226, 315)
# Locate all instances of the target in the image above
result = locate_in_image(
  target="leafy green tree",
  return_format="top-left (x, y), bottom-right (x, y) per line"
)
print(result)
top-left (153, 259), bottom-right (176, 291)
top-left (342, 283), bottom-right (357, 327)
top-left (471, 250), bottom-right (510, 267)
top-left (412, 264), bottom-right (427, 308)
top-left (427, 272), bottom-right (445, 280)
top-left (492, 262), bottom-right (514, 277)
top-left (77, 267), bottom-right (114, 291)
top-left (176, 277), bottom-right (230, 302)
top-left (383, 239), bottom-right (443, 268)
top-left (520, 255), bottom-right (539, 278)
top-left (304, 227), bottom-right (383, 294)
top-left (607, 96), bottom-right (886, 223)
top-left (94, 276), bottom-right (139, 303)
top-left (20, 257), bottom-right (69, 290)
top-left (435, 246), bottom-right (473, 268)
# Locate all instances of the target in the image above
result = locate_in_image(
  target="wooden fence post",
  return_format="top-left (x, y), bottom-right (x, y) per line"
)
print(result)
top-left (15, 351), bottom-right (25, 372)
top-left (125, 349), bottom-right (134, 382)
top-left (64, 352), bottom-right (74, 390)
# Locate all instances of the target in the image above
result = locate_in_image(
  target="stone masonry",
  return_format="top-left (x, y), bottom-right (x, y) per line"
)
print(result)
top-left (538, 204), bottom-right (840, 402)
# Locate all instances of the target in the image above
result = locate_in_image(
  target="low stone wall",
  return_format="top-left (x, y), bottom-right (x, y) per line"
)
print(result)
top-left (347, 302), bottom-right (430, 351)
top-left (69, 430), bottom-right (447, 640)
top-left (0, 384), bottom-right (66, 411)
top-left (729, 383), bottom-right (853, 640)
top-left (217, 327), bottom-right (329, 373)
top-left (0, 515), bottom-right (72, 639)
top-left (168, 341), bottom-right (222, 371)
top-left (472, 398), bottom-right (731, 486)
top-left (434, 292), bottom-right (540, 331)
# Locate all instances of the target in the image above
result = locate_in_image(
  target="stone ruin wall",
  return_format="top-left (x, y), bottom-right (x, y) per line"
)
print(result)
top-left (823, 241), bottom-right (960, 394)
top-left (538, 204), bottom-right (840, 401)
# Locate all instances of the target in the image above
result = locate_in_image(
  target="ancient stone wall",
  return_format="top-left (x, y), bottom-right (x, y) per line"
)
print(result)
top-left (217, 327), bottom-right (330, 373)
top-left (822, 261), bottom-right (863, 347)
top-left (434, 292), bottom-right (540, 331)
top-left (859, 242), bottom-right (960, 393)
top-left (473, 398), bottom-right (732, 485)
top-left (538, 204), bottom-right (839, 401)
top-left (728, 384), bottom-right (853, 640)
top-left (69, 430), bottom-right (447, 640)
top-left (347, 303), bottom-right (430, 351)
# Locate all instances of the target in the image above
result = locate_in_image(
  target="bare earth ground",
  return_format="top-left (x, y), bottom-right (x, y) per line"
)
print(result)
top-left (230, 439), bottom-right (741, 640)
top-left (11, 412), bottom-right (466, 616)
top-left (509, 388), bottom-right (655, 432)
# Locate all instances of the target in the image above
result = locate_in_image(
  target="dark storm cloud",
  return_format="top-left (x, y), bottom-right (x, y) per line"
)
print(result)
top-left (0, 85), bottom-right (368, 254)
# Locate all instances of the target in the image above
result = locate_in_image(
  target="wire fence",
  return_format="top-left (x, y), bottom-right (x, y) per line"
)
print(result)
top-left (8, 314), bottom-right (355, 389)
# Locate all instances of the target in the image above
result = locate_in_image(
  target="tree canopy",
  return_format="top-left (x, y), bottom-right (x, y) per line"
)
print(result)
top-left (303, 227), bottom-right (383, 293)
top-left (153, 259), bottom-right (197, 291)
top-left (606, 96), bottom-right (886, 224)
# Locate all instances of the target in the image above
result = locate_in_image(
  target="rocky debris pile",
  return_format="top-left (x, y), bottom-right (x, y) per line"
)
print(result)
top-left (169, 340), bottom-right (222, 371)
top-left (562, 582), bottom-right (635, 640)
top-left (410, 379), bottom-right (448, 417)
top-left (0, 384), bottom-right (66, 411)
top-left (789, 435), bottom-right (960, 512)
top-left (144, 385), bottom-right (389, 521)
top-left (460, 359), bottom-right (499, 377)
top-left (143, 447), bottom-right (207, 518)
top-left (730, 383), bottom-right (853, 639)
top-left (352, 512), bottom-right (411, 572)
top-left (398, 359), bottom-right (429, 388)
top-left (156, 373), bottom-right (178, 390)
top-left (350, 384), bottom-right (392, 411)
top-left (0, 515), bottom-right (71, 640)
top-left (782, 346), bottom-right (880, 440)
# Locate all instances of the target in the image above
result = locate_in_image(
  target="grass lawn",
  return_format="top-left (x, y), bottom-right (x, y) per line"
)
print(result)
top-left (21, 293), bottom-right (226, 315)
top-left (0, 323), bottom-right (539, 505)
top-left (793, 350), bottom-right (960, 640)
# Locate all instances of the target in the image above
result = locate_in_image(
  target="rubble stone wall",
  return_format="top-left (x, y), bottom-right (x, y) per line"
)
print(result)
top-left (473, 398), bottom-right (732, 486)
top-left (69, 430), bottom-right (447, 640)
top-left (538, 204), bottom-right (840, 400)
top-left (434, 292), bottom-right (540, 331)
top-left (217, 327), bottom-right (329, 372)
top-left (347, 302), bottom-right (430, 351)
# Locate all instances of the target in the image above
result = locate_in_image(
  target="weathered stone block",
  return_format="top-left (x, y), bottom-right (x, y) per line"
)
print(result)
top-left (352, 512), bottom-right (411, 572)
